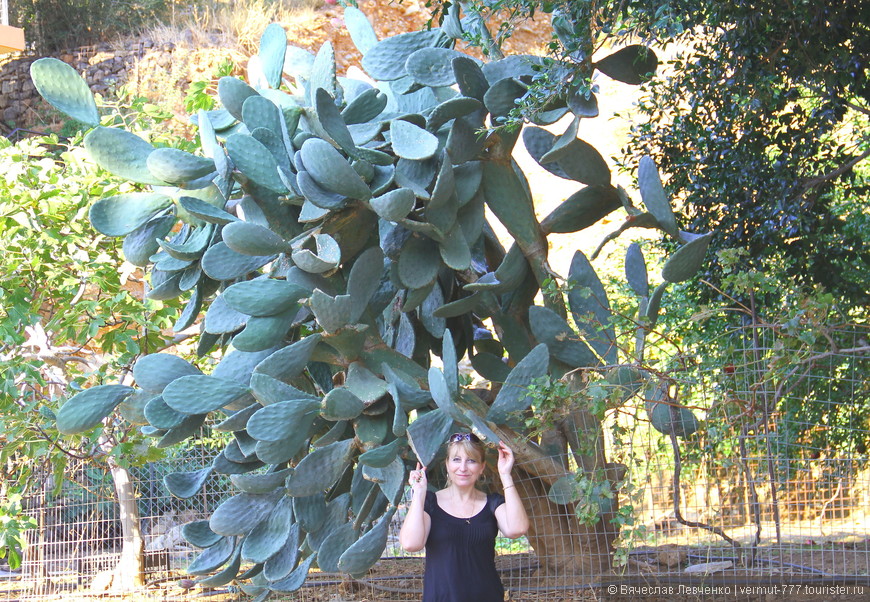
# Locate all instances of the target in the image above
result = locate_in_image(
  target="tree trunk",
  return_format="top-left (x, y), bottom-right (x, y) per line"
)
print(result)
top-left (466, 375), bottom-right (622, 583)
top-left (95, 456), bottom-right (144, 591)
top-left (494, 382), bottom-right (623, 584)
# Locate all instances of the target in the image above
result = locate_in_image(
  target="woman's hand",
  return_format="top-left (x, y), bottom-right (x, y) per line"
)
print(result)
top-left (408, 462), bottom-right (427, 497)
top-left (400, 461), bottom-right (432, 553)
top-left (493, 441), bottom-right (528, 538)
top-left (497, 441), bottom-right (515, 478)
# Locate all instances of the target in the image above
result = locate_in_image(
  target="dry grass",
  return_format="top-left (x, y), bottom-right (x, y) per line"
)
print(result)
top-left (137, 0), bottom-right (323, 54)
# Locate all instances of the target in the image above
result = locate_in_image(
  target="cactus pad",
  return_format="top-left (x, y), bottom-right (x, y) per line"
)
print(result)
top-left (247, 398), bottom-right (320, 442)
top-left (624, 242), bottom-right (649, 297)
top-left (223, 279), bottom-right (308, 317)
top-left (593, 45), bottom-right (658, 85)
top-left (322, 388), bottom-right (366, 421)
top-left (407, 408), bottom-right (453, 467)
top-left (529, 306), bottom-right (599, 369)
top-left (286, 439), bottom-right (355, 497)
top-left (164, 466), bottom-right (213, 499)
top-left (30, 58), bottom-right (100, 126)
top-left (210, 491), bottom-right (283, 536)
top-left (637, 155), bottom-right (678, 237)
top-left (241, 496), bottom-right (294, 563)
top-left (338, 509), bottom-right (396, 577)
top-left (253, 334), bottom-right (322, 382)
top-left (161, 375), bottom-right (250, 415)
top-left (486, 343), bottom-right (549, 424)
top-left (661, 233), bottom-right (713, 283)
top-left (390, 120), bottom-right (439, 161)
top-left (56, 385), bottom-right (134, 435)
top-left (182, 520), bottom-right (223, 549)
top-left (186, 536), bottom-right (235, 575)
top-left (263, 522), bottom-right (301, 581)
top-left (133, 353), bottom-right (202, 393)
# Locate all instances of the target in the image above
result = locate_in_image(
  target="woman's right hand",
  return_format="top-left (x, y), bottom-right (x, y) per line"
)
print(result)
top-left (408, 462), bottom-right (427, 497)
top-left (399, 462), bottom-right (431, 553)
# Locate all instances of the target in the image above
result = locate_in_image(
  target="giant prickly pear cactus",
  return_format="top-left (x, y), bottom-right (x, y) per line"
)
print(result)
top-left (33, 6), bottom-right (710, 594)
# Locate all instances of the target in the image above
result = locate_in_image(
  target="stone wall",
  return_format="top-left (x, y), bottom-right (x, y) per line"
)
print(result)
top-left (0, 37), bottom-right (244, 130)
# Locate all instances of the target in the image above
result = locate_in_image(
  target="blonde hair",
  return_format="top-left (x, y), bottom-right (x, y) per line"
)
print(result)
top-left (446, 433), bottom-right (486, 463)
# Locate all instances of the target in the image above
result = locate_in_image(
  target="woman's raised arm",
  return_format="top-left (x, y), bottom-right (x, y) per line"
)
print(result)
top-left (494, 442), bottom-right (529, 539)
top-left (398, 463), bottom-right (431, 552)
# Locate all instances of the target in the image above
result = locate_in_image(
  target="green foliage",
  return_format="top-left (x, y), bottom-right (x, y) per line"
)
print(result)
top-left (683, 250), bottom-right (870, 458)
top-left (633, 5), bottom-right (868, 307)
top-left (521, 375), bottom-right (583, 438)
top-left (185, 60), bottom-right (239, 116)
top-left (608, 476), bottom-right (647, 568)
top-left (423, 1), bottom-right (669, 128)
top-left (0, 497), bottom-right (37, 570)
top-left (0, 120), bottom-right (185, 565)
top-left (9, 0), bottom-right (190, 53)
top-left (29, 5), bottom-right (713, 591)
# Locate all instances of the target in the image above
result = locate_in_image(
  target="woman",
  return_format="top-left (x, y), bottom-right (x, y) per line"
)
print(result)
top-left (399, 432), bottom-right (530, 601)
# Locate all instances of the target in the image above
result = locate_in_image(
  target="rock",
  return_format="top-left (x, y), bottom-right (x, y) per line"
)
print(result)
top-left (3, 106), bottom-right (20, 122)
top-left (90, 568), bottom-right (114, 592)
top-left (683, 560), bottom-right (733, 574)
top-left (627, 558), bottom-right (656, 573)
top-left (655, 545), bottom-right (688, 568)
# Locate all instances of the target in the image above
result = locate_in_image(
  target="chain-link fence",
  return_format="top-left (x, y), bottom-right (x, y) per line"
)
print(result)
top-left (2, 323), bottom-right (868, 600)
top-left (4, 434), bottom-right (236, 599)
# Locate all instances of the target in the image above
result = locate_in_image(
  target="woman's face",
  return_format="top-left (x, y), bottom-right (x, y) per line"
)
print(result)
top-left (445, 444), bottom-right (485, 487)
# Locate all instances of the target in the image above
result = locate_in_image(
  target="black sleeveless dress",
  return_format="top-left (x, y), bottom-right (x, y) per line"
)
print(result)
top-left (422, 490), bottom-right (506, 601)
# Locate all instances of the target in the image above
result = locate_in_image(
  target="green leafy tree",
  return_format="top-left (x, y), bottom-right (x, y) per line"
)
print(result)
top-left (0, 127), bottom-right (178, 580)
top-left (10, 0), bottom-right (179, 53)
top-left (626, 1), bottom-right (870, 307)
top-left (30, 6), bottom-right (711, 592)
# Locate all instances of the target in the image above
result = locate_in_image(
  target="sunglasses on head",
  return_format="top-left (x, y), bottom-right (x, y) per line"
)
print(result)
top-left (448, 432), bottom-right (481, 443)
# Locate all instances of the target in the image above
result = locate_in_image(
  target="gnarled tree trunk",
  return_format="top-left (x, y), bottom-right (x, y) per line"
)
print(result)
top-left (492, 376), bottom-right (624, 585)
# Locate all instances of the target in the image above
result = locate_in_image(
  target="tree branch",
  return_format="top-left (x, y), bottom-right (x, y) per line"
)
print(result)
top-left (669, 427), bottom-right (743, 551)
top-left (846, 101), bottom-right (870, 117)
top-left (31, 424), bottom-right (92, 461)
top-left (798, 147), bottom-right (870, 194)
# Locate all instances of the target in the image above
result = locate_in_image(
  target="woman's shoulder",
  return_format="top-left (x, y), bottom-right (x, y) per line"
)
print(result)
top-left (429, 488), bottom-right (450, 511)
top-left (432, 488), bottom-right (450, 502)
top-left (486, 492), bottom-right (506, 514)
top-left (423, 489), bottom-right (439, 513)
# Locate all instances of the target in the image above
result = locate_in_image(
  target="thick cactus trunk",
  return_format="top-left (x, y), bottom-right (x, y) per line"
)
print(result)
top-left (517, 473), bottom-right (615, 581)
top-left (500, 375), bottom-right (622, 583)
top-left (494, 424), bottom-right (624, 585)
top-left (515, 437), bottom-right (618, 582)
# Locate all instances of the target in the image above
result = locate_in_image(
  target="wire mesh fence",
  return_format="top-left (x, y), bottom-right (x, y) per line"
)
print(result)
top-left (1, 323), bottom-right (868, 600)
top-left (3, 434), bottom-right (237, 599)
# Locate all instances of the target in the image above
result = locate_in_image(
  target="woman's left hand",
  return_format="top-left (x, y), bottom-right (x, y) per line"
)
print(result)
top-left (497, 441), bottom-right (515, 477)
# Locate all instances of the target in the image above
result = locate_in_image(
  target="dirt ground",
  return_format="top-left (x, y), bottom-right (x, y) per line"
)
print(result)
top-left (4, 539), bottom-right (870, 602)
